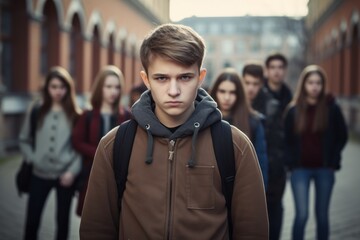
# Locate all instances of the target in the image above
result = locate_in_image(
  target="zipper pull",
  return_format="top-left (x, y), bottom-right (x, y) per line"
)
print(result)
top-left (168, 140), bottom-right (176, 161)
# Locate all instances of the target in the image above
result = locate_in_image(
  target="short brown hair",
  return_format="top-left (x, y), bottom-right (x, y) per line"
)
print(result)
top-left (140, 23), bottom-right (205, 73)
top-left (242, 63), bottom-right (264, 81)
top-left (265, 53), bottom-right (288, 68)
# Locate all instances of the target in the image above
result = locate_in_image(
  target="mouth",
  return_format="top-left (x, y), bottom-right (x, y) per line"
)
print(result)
top-left (166, 101), bottom-right (182, 107)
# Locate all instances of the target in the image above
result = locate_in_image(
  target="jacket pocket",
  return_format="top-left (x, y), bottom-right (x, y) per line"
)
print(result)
top-left (186, 165), bottom-right (215, 209)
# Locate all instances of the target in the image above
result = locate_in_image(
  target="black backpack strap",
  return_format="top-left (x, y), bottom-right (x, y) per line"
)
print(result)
top-left (211, 120), bottom-right (235, 237)
top-left (113, 119), bottom-right (138, 209)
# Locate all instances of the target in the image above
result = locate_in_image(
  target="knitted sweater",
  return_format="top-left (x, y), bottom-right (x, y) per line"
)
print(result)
top-left (19, 108), bottom-right (81, 179)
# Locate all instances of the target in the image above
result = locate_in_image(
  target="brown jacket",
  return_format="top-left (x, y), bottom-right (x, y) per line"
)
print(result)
top-left (80, 125), bottom-right (268, 239)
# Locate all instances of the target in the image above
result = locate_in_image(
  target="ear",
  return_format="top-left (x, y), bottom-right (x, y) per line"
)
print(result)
top-left (198, 68), bottom-right (207, 88)
top-left (140, 71), bottom-right (151, 90)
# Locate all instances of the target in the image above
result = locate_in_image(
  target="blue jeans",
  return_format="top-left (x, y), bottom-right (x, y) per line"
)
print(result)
top-left (290, 168), bottom-right (335, 240)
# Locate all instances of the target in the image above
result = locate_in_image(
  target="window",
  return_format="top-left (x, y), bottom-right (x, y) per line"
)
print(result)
top-left (40, 24), bottom-right (48, 75)
top-left (206, 40), bottom-right (215, 54)
top-left (236, 40), bottom-right (246, 53)
top-left (209, 23), bottom-right (221, 35)
top-left (224, 23), bottom-right (235, 35)
top-left (0, 5), bottom-right (12, 90)
top-left (195, 23), bottom-right (206, 35)
top-left (69, 29), bottom-right (76, 77)
top-left (221, 39), bottom-right (233, 55)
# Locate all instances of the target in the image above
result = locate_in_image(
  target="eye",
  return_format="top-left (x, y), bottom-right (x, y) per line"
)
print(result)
top-left (179, 75), bottom-right (192, 81)
top-left (154, 76), bottom-right (168, 82)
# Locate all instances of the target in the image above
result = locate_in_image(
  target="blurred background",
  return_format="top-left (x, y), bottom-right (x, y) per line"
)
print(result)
top-left (0, 0), bottom-right (359, 152)
top-left (0, 1), bottom-right (359, 239)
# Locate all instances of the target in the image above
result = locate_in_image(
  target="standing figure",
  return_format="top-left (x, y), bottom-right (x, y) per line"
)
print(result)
top-left (72, 65), bottom-right (131, 216)
top-left (242, 62), bottom-right (272, 115)
top-left (129, 83), bottom-right (147, 107)
top-left (210, 68), bottom-right (268, 188)
top-left (263, 53), bottom-right (293, 240)
top-left (284, 65), bottom-right (348, 240)
top-left (80, 23), bottom-right (268, 239)
top-left (19, 66), bottom-right (82, 240)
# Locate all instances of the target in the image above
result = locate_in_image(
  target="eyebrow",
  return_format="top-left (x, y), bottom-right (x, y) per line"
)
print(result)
top-left (151, 72), bottom-right (196, 78)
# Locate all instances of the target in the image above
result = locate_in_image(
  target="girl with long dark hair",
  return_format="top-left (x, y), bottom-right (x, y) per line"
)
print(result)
top-left (210, 68), bottom-right (268, 188)
top-left (19, 66), bottom-right (82, 240)
top-left (284, 65), bottom-right (348, 240)
top-left (72, 65), bottom-right (131, 216)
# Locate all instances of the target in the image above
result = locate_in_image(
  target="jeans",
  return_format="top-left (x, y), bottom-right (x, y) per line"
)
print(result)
top-left (290, 168), bottom-right (335, 240)
top-left (24, 174), bottom-right (74, 240)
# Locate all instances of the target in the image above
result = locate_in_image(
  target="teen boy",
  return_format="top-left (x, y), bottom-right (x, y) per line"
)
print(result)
top-left (80, 23), bottom-right (268, 239)
top-left (263, 53), bottom-right (292, 240)
top-left (243, 62), bottom-right (270, 114)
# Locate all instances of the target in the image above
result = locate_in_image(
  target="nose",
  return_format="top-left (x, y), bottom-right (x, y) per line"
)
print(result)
top-left (168, 79), bottom-right (180, 97)
top-left (224, 92), bottom-right (231, 101)
top-left (112, 87), bottom-right (119, 94)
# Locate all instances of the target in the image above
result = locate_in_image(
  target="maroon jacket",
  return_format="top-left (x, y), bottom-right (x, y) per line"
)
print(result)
top-left (72, 107), bottom-right (131, 216)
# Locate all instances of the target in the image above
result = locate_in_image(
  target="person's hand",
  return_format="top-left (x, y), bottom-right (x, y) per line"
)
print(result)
top-left (60, 172), bottom-right (75, 187)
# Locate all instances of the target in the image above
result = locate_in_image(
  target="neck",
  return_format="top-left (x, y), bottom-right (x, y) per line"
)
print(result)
top-left (306, 97), bottom-right (318, 105)
top-left (155, 105), bottom-right (194, 128)
top-left (101, 102), bottom-right (114, 114)
top-left (51, 102), bottom-right (63, 111)
top-left (221, 110), bottom-right (231, 118)
top-left (268, 80), bottom-right (282, 92)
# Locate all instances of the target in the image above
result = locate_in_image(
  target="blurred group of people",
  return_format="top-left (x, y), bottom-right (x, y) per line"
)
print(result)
top-left (18, 64), bottom-right (143, 240)
top-left (209, 53), bottom-right (348, 240)
top-left (18, 23), bottom-right (348, 240)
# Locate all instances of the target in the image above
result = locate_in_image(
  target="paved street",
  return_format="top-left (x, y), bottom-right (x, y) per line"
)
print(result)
top-left (0, 155), bottom-right (80, 240)
top-left (1, 140), bottom-right (359, 240)
top-left (280, 139), bottom-right (360, 240)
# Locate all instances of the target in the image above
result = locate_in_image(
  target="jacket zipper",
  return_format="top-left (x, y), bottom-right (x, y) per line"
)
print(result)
top-left (167, 139), bottom-right (176, 240)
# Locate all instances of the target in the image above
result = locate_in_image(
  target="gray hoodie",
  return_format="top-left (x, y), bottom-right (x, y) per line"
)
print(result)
top-left (131, 88), bottom-right (222, 167)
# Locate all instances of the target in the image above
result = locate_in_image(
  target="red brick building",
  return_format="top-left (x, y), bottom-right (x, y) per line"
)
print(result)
top-left (0, 0), bottom-right (169, 152)
top-left (306, 0), bottom-right (360, 135)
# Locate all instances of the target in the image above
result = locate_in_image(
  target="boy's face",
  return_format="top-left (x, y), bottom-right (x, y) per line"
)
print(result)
top-left (140, 56), bottom-right (206, 127)
top-left (243, 74), bottom-right (263, 101)
top-left (266, 59), bottom-right (286, 85)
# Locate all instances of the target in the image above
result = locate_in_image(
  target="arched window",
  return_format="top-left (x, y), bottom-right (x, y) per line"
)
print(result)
top-left (339, 32), bottom-right (346, 96)
top-left (69, 13), bottom-right (83, 87)
top-left (91, 25), bottom-right (101, 81)
top-left (120, 39), bottom-right (126, 77)
top-left (0, 2), bottom-right (12, 91)
top-left (108, 33), bottom-right (115, 65)
top-left (40, 0), bottom-right (60, 75)
top-left (350, 24), bottom-right (358, 96)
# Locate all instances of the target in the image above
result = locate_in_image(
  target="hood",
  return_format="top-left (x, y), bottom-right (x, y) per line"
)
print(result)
top-left (131, 88), bottom-right (222, 166)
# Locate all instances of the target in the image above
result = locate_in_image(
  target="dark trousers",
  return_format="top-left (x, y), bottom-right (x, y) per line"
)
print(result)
top-left (266, 168), bottom-right (287, 240)
top-left (24, 174), bottom-right (74, 240)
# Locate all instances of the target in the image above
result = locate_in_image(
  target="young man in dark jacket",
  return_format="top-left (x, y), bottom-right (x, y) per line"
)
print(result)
top-left (262, 53), bottom-right (292, 240)
top-left (80, 23), bottom-right (268, 239)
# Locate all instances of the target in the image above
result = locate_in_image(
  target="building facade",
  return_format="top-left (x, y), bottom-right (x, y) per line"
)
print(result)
top-left (0, 0), bottom-right (169, 153)
top-left (306, 0), bottom-right (360, 135)
top-left (178, 16), bottom-right (306, 89)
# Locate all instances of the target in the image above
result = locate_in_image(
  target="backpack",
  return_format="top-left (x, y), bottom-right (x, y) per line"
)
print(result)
top-left (113, 119), bottom-right (235, 236)
top-left (15, 105), bottom-right (40, 195)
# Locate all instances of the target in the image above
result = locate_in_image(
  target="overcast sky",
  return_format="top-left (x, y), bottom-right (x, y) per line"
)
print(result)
top-left (169, 0), bottom-right (309, 21)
